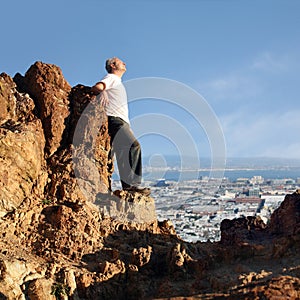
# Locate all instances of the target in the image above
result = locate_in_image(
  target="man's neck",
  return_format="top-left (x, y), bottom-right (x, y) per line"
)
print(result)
top-left (111, 70), bottom-right (125, 78)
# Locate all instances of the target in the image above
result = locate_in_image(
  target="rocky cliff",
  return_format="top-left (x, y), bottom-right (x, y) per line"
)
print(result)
top-left (0, 62), bottom-right (300, 300)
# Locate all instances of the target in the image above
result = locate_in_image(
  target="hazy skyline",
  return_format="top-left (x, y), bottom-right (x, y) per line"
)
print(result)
top-left (1, 0), bottom-right (300, 161)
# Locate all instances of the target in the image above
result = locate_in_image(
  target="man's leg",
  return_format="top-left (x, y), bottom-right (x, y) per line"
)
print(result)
top-left (108, 117), bottom-right (143, 189)
top-left (127, 140), bottom-right (142, 187)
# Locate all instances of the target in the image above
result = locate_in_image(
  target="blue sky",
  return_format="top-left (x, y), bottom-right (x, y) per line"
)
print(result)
top-left (1, 0), bottom-right (300, 162)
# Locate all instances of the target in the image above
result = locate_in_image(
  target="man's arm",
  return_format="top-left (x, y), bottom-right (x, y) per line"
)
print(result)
top-left (90, 82), bottom-right (106, 95)
top-left (90, 82), bottom-right (109, 107)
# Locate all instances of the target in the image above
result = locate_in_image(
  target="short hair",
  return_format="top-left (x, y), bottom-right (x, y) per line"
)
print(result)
top-left (105, 57), bottom-right (118, 73)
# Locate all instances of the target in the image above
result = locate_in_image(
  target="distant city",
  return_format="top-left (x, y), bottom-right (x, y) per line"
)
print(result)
top-left (112, 157), bottom-right (300, 242)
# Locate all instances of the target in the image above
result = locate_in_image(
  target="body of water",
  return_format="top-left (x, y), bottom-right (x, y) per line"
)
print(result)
top-left (144, 168), bottom-right (300, 182)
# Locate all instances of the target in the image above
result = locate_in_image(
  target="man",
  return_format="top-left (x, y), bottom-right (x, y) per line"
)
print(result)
top-left (91, 57), bottom-right (150, 195)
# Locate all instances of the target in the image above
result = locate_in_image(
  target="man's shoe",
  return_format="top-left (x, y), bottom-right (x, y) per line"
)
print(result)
top-left (124, 186), bottom-right (151, 196)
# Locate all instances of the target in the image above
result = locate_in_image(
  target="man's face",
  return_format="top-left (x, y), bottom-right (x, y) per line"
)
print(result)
top-left (113, 58), bottom-right (126, 72)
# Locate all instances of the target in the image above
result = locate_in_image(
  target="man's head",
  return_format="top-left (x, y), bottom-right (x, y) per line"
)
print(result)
top-left (105, 57), bottom-right (126, 75)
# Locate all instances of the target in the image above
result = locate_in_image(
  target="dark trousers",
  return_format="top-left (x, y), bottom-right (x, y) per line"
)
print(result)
top-left (108, 116), bottom-right (142, 189)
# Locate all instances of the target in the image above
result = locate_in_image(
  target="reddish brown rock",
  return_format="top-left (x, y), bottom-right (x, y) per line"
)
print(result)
top-left (131, 245), bottom-right (152, 267)
top-left (27, 278), bottom-right (56, 300)
top-left (0, 120), bottom-right (46, 216)
top-left (220, 215), bottom-right (267, 245)
top-left (68, 84), bottom-right (112, 196)
top-left (0, 73), bottom-right (17, 123)
top-left (21, 61), bottom-right (71, 157)
top-left (268, 191), bottom-right (300, 236)
top-left (0, 73), bottom-right (47, 216)
top-left (0, 61), bottom-right (300, 300)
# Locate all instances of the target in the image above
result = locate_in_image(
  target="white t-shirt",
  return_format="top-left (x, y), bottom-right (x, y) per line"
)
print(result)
top-left (99, 73), bottom-right (129, 124)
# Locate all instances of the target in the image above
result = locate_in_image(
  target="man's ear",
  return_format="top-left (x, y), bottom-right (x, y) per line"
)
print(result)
top-left (110, 63), bottom-right (116, 70)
